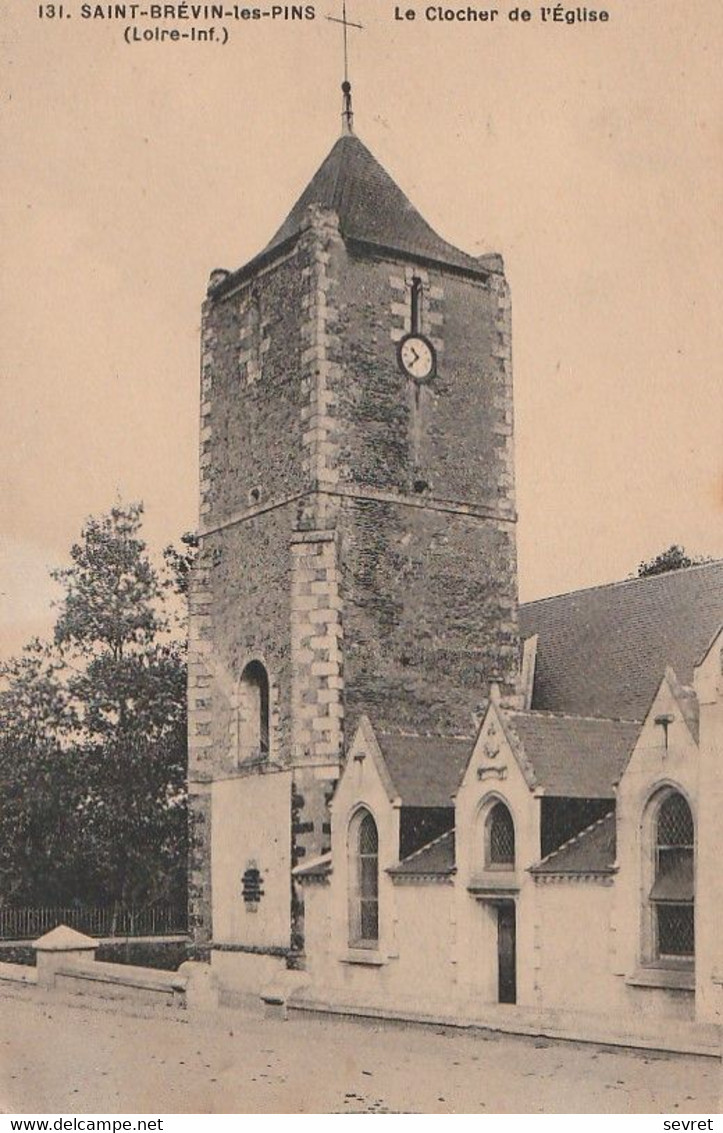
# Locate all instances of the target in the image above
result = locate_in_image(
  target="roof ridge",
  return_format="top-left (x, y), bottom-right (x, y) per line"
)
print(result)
top-left (509, 709), bottom-right (641, 726)
top-left (533, 810), bottom-right (614, 869)
top-left (328, 132), bottom-right (351, 217)
top-left (520, 558), bottom-right (723, 609)
top-left (397, 827), bottom-right (455, 866)
top-left (377, 730), bottom-right (473, 741)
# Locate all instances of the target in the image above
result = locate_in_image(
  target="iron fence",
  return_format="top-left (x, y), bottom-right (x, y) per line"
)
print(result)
top-left (0, 904), bottom-right (187, 941)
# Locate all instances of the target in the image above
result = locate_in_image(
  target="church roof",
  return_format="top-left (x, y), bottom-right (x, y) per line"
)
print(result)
top-left (519, 561), bottom-right (723, 722)
top-left (530, 811), bottom-right (616, 876)
top-left (262, 133), bottom-right (491, 277)
top-left (376, 732), bottom-right (472, 808)
top-left (507, 712), bottom-right (639, 798)
top-left (388, 829), bottom-right (456, 878)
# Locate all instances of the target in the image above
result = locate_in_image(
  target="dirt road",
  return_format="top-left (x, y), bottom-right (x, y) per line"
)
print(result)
top-left (0, 996), bottom-right (718, 1113)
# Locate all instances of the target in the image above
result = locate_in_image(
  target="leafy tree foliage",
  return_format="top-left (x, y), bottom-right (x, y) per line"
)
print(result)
top-left (637, 544), bottom-right (711, 578)
top-left (0, 643), bottom-right (80, 904)
top-left (53, 502), bottom-right (165, 660)
top-left (0, 504), bottom-right (192, 911)
top-left (163, 531), bottom-right (200, 601)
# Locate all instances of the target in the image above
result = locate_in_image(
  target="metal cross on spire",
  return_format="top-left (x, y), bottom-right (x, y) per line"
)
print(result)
top-left (325, 0), bottom-right (363, 135)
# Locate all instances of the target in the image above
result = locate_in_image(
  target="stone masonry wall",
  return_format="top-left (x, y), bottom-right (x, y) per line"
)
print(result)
top-left (337, 497), bottom-right (518, 736)
top-left (321, 240), bottom-right (519, 734)
top-left (325, 242), bottom-right (516, 518)
top-left (200, 252), bottom-right (308, 527)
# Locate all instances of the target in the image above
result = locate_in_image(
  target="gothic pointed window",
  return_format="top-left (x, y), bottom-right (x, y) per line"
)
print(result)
top-left (410, 276), bottom-right (423, 334)
top-left (238, 660), bottom-right (270, 762)
top-left (349, 809), bottom-right (379, 948)
top-left (485, 801), bottom-right (515, 870)
top-left (649, 791), bottom-right (694, 962)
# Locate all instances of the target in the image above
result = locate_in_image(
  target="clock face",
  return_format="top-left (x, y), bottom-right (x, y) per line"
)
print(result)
top-left (398, 334), bottom-right (436, 381)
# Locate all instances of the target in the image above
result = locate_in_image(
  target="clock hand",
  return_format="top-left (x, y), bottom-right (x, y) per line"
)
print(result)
top-left (410, 347), bottom-right (420, 364)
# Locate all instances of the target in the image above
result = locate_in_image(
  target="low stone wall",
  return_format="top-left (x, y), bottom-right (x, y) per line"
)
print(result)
top-left (0, 960), bottom-right (37, 990)
top-left (0, 924), bottom-right (195, 1013)
top-left (54, 960), bottom-right (185, 1008)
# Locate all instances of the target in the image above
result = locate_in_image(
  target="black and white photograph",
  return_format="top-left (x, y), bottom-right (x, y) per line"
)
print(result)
top-left (1, 0), bottom-right (722, 1115)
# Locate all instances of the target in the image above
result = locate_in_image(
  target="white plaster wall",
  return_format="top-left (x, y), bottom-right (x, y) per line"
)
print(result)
top-left (212, 770), bottom-right (292, 948)
top-left (535, 880), bottom-right (615, 1011)
top-left (304, 879), bottom-right (457, 1014)
top-left (211, 950), bottom-right (287, 998)
top-left (302, 882), bottom-right (333, 981)
top-left (391, 883), bottom-right (456, 1004)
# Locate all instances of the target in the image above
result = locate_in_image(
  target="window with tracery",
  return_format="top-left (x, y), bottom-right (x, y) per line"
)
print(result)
top-left (349, 809), bottom-right (379, 948)
top-left (649, 791), bottom-right (694, 962)
top-left (486, 801), bottom-right (515, 869)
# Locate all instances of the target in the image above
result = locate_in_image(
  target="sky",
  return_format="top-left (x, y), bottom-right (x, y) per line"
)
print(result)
top-left (1, 0), bottom-right (722, 658)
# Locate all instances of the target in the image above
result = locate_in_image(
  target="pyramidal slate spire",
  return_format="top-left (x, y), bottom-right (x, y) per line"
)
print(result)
top-left (262, 132), bottom-right (490, 276)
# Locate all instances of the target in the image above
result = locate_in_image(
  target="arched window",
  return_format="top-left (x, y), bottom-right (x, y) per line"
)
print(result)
top-left (349, 809), bottom-right (379, 948)
top-left (650, 791), bottom-right (694, 962)
top-left (410, 276), bottom-right (423, 334)
top-left (485, 801), bottom-right (515, 870)
top-left (238, 660), bottom-right (270, 761)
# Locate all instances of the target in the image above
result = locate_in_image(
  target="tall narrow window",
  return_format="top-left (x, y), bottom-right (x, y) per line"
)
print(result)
top-left (410, 276), bottom-right (423, 334)
top-left (486, 801), bottom-right (515, 870)
top-left (650, 791), bottom-right (694, 962)
top-left (238, 660), bottom-right (270, 761)
top-left (349, 809), bottom-right (379, 948)
top-left (242, 291), bottom-right (263, 385)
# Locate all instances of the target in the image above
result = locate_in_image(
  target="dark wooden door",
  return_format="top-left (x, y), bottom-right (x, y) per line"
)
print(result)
top-left (497, 902), bottom-right (517, 1004)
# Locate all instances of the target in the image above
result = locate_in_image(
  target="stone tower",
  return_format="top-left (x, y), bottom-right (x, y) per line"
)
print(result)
top-left (188, 120), bottom-right (520, 982)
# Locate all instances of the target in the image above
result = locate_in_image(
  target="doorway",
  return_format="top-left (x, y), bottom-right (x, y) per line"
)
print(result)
top-left (497, 901), bottom-right (516, 1004)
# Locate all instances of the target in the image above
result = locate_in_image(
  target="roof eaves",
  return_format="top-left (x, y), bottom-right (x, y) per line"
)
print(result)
top-left (387, 828), bottom-right (456, 876)
top-left (529, 810), bottom-right (616, 876)
top-left (292, 851), bottom-right (332, 880)
top-left (344, 236), bottom-right (492, 282)
top-left (207, 232), bottom-right (300, 302)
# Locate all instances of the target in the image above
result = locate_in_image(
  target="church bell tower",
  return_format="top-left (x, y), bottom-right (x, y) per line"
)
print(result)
top-left (188, 88), bottom-right (520, 973)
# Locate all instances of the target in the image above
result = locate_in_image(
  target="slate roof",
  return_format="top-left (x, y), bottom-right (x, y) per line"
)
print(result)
top-left (507, 712), bottom-right (639, 798)
top-left (292, 853), bottom-right (332, 881)
top-left (262, 134), bottom-right (490, 277)
top-left (388, 829), bottom-right (456, 877)
top-left (530, 811), bottom-right (616, 876)
top-left (376, 733), bottom-right (472, 807)
top-left (520, 561), bottom-right (723, 722)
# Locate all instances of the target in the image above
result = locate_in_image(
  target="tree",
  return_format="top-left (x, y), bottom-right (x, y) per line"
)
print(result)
top-left (0, 503), bottom-right (190, 912)
top-left (163, 531), bottom-right (200, 601)
top-left (637, 544), bottom-right (711, 578)
top-left (0, 642), bottom-right (81, 905)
